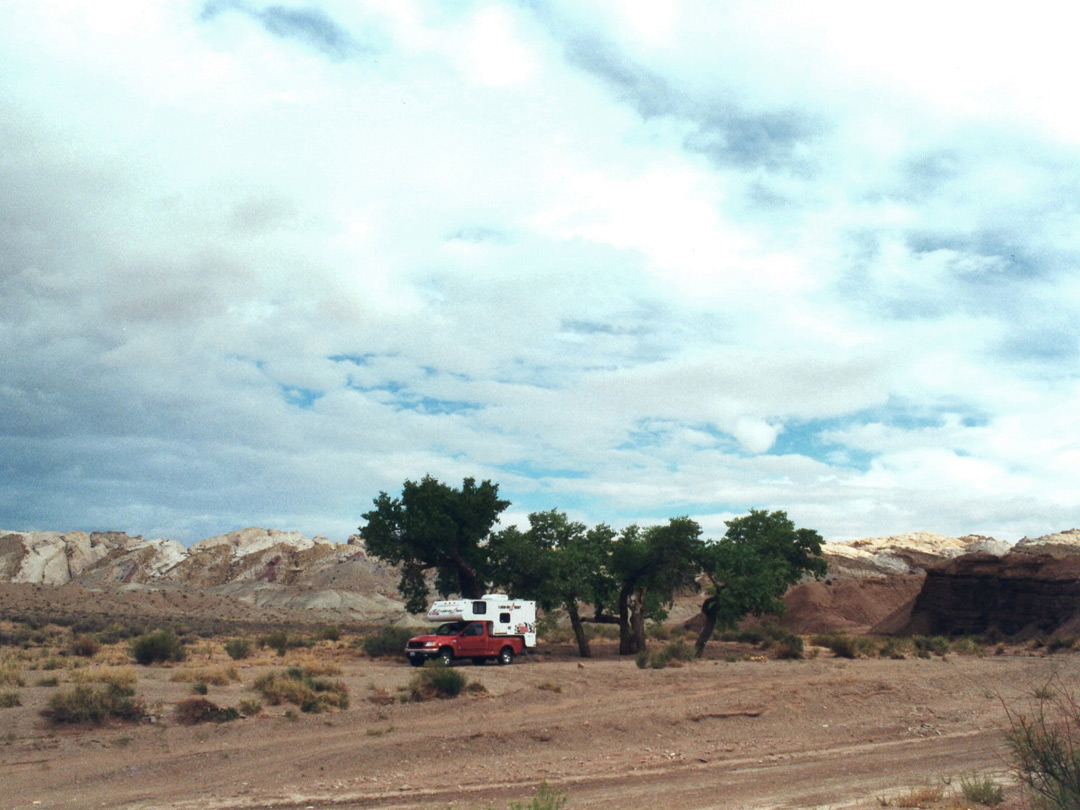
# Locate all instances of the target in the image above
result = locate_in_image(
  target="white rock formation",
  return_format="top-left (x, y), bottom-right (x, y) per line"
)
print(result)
top-left (1014, 529), bottom-right (1080, 557)
top-left (189, 527), bottom-right (333, 559)
top-left (823, 532), bottom-right (1008, 578)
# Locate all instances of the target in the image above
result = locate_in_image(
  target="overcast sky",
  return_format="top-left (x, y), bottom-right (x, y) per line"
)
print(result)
top-left (2, 1), bottom-right (1079, 546)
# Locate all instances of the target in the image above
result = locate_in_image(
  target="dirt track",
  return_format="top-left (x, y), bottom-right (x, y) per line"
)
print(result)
top-left (3, 640), bottom-right (1070, 809)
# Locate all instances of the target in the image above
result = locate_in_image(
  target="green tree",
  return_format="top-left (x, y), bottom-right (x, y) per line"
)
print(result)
top-left (489, 510), bottom-right (616, 657)
top-left (605, 517), bottom-right (703, 655)
top-left (693, 510), bottom-right (826, 656)
top-left (359, 476), bottom-right (509, 613)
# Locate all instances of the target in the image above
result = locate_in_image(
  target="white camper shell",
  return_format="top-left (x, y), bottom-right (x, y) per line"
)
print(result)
top-left (425, 594), bottom-right (537, 648)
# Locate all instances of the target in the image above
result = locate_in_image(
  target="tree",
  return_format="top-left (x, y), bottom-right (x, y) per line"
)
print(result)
top-left (693, 510), bottom-right (826, 657)
top-left (605, 517), bottom-right (703, 655)
top-left (359, 476), bottom-right (510, 613)
top-left (488, 510), bottom-right (616, 657)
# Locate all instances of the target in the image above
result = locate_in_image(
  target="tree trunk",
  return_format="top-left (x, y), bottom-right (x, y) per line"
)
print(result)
top-left (694, 595), bottom-right (719, 657)
top-left (630, 597), bottom-right (647, 653)
top-left (567, 603), bottom-right (591, 658)
top-left (618, 586), bottom-right (636, 655)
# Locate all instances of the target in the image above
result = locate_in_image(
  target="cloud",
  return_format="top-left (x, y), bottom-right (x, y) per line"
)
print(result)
top-left (1, 2), bottom-right (1079, 546)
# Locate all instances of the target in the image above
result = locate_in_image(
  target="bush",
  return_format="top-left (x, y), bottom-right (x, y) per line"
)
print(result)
top-left (362, 626), bottom-right (417, 658)
top-left (913, 636), bottom-right (951, 657)
top-left (776, 634), bottom-right (805, 660)
top-left (252, 669), bottom-right (348, 713)
top-left (224, 639), bottom-right (252, 660)
top-left (237, 697), bottom-right (263, 716)
top-left (69, 635), bottom-right (101, 657)
top-left (0, 691), bottom-right (20, 708)
top-left (1006, 680), bottom-right (1080, 809)
top-left (319, 625), bottom-right (342, 642)
top-left (663, 639), bottom-right (695, 662)
top-left (42, 684), bottom-right (145, 724)
top-left (169, 665), bottom-right (239, 686)
top-left (71, 666), bottom-right (138, 693)
top-left (173, 697), bottom-right (240, 725)
top-left (0, 665), bottom-right (24, 688)
top-left (811, 633), bottom-right (860, 659)
top-left (406, 662), bottom-right (466, 701)
top-left (131, 630), bottom-right (186, 665)
top-left (508, 782), bottom-right (567, 810)
top-left (959, 773), bottom-right (1004, 806)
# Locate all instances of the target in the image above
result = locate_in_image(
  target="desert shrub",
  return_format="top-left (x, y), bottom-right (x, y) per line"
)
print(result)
top-left (507, 782), bottom-right (567, 810)
top-left (776, 634), bottom-right (805, 660)
top-left (69, 635), bottom-right (101, 658)
top-left (71, 666), bottom-right (138, 693)
top-left (647, 623), bottom-right (671, 641)
top-left (537, 681), bottom-right (561, 693)
top-left (959, 773), bottom-right (1004, 806)
top-left (1047, 636), bottom-right (1076, 654)
top-left (284, 658), bottom-right (341, 677)
top-left (42, 684), bottom-right (145, 724)
top-left (889, 784), bottom-right (943, 807)
top-left (96, 621), bottom-right (146, 645)
top-left (721, 627), bottom-right (766, 645)
top-left (237, 697), bottom-right (263, 716)
top-left (913, 636), bottom-right (950, 657)
top-left (406, 662), bottom-right (466, 701)
top-left (878, 638), bottom-right (906, 660)
top-left (252, 669), bottom-right (348, 713)
top-left (584, 623), bottom-right (620, 640)
top-left (192, 682), bottom-right (208, 695)
top-left (223, 638), bottom-right (252, 660)
top-left (37, 676), bottom-right (60, 687)
top-left (1007, 681), bottom-right (1080, 809)
top-left (663, 639), bottom-right (695, 662)
top-left (131, 630), bottom-right (186, 665)
top-left (259, 630), bottom-right (290, 656)
top-left (952, 637), bottom-right (983, 656)
top-left (39, 656), bottom-right (63, 671)
top-left (319, 625), bottom-right (342, 642)
top-left (173, 697), bottom-right (240, 725)
top-left (170, 665), bottom-right (239, 686)
top-left (0, 664), bottom-right (24, 688)
top-left (0, 691), bottom-right (20, 708)
top-left (635, 649), bottom-right (649, 669)
top-left (812, 633), bottom-right (860, 659)
top-left (361, 626), bottom-right (416, 658)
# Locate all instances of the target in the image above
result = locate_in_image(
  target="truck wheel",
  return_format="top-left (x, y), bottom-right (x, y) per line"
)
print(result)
top-left (497, 646), bottom-right (514, 666)
top-left (471, 657), bottom-right (486, 666)
top-left (438, 648), bottom-right (454, 666)
top-left (408, 657), bottom-right (424, 667)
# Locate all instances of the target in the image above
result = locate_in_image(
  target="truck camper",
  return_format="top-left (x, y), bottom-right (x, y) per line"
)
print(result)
top-left (405, 594), bottom-right (536, 666)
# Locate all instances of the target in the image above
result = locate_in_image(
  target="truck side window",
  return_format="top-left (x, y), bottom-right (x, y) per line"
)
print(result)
top-left (463, 623), bottom-right (482, 636)
top-left (472, 600), bottom-right (487, 615)
top-left (499, 612), bottom-right (511, 623)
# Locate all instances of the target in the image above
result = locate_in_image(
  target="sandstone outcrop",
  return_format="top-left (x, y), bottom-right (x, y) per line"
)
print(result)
top-left (1013, 529), bottom-right (1080, 558)
top-left (822, 532), bottom-right (1007, 579)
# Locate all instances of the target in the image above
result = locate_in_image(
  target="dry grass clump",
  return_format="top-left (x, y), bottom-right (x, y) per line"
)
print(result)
top-left (283, 656), bottom-right (341, 676)
top-left (252, 668), bottom-right (348, 713)
top-left (405, 662), bottom-right (466, 701)
top-left (41, 684), bottom-right (145, 725)
top-left (173, 697), bottom-right (240, 725)
top-left (169, 665), bottom-right (240, 685)
top-left (71, 665), bottom-right (138, 692)
top-left (0, 661), bottom-right (25, 688)
top-left (0, 690), bottom-right (21, 708)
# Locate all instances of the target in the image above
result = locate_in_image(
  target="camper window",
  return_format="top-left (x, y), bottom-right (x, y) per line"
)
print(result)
top-left (472, 601), bottom-right (487, 615)
top-left (499, 612), bottom-right (511, 623)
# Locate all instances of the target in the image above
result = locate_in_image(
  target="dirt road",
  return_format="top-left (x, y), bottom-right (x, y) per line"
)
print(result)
top-left (3, 641), bottom-right (1067, 809)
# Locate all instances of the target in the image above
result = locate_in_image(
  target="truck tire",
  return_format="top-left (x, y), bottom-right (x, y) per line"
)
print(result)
top-left (408, 656), bottom-right (424, 667)
top-left (438, 647), bottom-right (454, 666)
top-left (497, 646), bottom-right (514, 666)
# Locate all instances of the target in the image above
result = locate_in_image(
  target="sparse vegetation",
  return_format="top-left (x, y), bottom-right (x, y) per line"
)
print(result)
top-left (0, 691), bottom-right (21, 708)
top-left (69, 634), bottom-right (101, 657)
top-left (958, 773), bottom-right (1005, 806)
top-left (223, 638), bottom-right (252, 660)
top-left (173, 697), bottom-right (240, 724)
top-left (361, 625), bottom-right (416, 658)
top-left (1006, 678), bottom-right (1080, 809)
top-left (405, 661), bottom-right (466, 701)
top-left (131, 630), bottom-right (186, 665)
top-left (506, 782), bottom-right (567, 810)
top-left (252, 668), bottom-right (348, 713)
top-left (169, 665), bottom-right (239, 685)
top-left (41, 684), bottom-right (145, 724)
top-left (71, 665), bottom-right (138, 693)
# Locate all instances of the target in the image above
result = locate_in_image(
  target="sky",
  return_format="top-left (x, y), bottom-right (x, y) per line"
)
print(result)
top-left (2, 1), bottom-right (1079, 547)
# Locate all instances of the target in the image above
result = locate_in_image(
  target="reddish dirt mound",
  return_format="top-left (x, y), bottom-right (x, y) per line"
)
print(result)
top-left (781, 574), bottom-right (926, 634)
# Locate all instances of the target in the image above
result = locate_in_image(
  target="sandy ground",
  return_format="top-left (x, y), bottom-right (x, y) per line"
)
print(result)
top-left (3, 636), bottom-right (1071, 810)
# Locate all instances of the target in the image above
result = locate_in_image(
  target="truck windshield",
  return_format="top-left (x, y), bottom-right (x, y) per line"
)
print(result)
top-left (434, 622), bottom-right (464, 636)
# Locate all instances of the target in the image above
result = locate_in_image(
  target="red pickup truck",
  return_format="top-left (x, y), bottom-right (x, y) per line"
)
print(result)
top-left (405, 620), bottom-right (526, 667)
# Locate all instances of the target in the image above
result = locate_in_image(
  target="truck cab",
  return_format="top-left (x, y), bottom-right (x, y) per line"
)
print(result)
top-left (405, 595), bottom-right (536, 667)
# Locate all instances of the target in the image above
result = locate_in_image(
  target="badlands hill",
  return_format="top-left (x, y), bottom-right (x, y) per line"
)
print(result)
top-left (2, 526), bottom-right (1080, 635)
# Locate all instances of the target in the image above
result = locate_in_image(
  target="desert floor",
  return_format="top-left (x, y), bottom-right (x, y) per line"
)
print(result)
top-left (3, 628), bottom-right (1074, 810)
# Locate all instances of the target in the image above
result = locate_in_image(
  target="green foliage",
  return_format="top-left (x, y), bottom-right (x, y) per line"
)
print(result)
top-left (131, 630), bottom-right (186, 665)
top-left (776, 634), bottom-right (805, 660)
top-left (406, 661), bottom-right (467, 701)
top-left (695, 510), bottom-right (825, 656)
top-left (360, 475), bottom-right (510, 612)
top-left (361, 625), bottom-right (417, 658)
top-left (174, 697), bottom-right (240, 724)
top-left (811, 633), bottom-right (860, 659)
top-left (663, 639), bottom-right (695, 662)
top-left (913, 636), bottom-right (951, 657)
top-left (959, 773), bottom-right (1005, 806)
top-left (192, 682), bottom-right (208, 695)
top-left (42, 684), bottom-right (145, 724)
top-left (1006, 681), bottom-right (1080, 809)
top-left (319, 625), bottom-right (342, 642)
top-left (0, 691), bottom-right (20, 708)
top-left (224, 638), bottom-right (252, 660)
